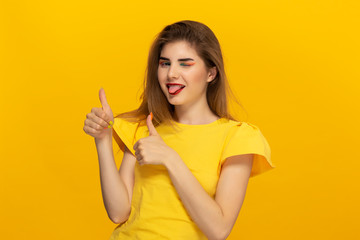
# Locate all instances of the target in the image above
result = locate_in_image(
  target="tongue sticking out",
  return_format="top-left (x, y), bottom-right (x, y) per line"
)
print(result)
top-left (168, 85), bottom-right (183, 94)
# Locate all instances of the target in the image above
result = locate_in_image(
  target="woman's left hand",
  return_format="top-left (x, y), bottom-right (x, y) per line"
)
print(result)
top-left (133, 114), bottom-right (179, 166)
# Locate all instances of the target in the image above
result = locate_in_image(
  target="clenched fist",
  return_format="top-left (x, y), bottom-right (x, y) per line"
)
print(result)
top-left (83, 88), bottom-right (114, 140)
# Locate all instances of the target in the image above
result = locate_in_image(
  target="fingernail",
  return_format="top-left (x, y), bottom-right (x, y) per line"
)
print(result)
top-left (150, 112), bottom-right (153, 120)
top-left (108, 125), bottom-right (112, 128)
top-left (109, 120), bottom-right (113, 125)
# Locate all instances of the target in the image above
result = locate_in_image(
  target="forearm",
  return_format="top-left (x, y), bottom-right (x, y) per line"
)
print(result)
top-left (95, 135), bottom-right (130, 224)
top-left (164, 156), bottom-right (226, 240)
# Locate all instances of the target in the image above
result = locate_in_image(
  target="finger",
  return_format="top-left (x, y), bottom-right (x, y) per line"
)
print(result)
top-left (146, 112), bottom-right (158, 136)
top-left (135, 149), bottom-right (140, 156)
top-left (83, 125), bottom-right (102, 134)
top-left (88, 111), bottom-right (110, 128)
top-left (133, 141), bottom-right (138, 151)
top-left (99, 88), bottom-right (112, 113)
top-left (136, 154), bottom-right (143, 161)
top-left (91, 108), bottom-right (112, 126)
top-left (85, 118), bottom-right (106, 131)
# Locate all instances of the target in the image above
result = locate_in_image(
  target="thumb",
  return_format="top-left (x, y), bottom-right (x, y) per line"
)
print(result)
top-left (99, 88), bottom-right (111, 112)
top-left (147, 112), bottom-right (158, 136)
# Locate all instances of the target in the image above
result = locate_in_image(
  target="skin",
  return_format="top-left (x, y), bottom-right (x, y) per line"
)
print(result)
top-left (132, 41), bottom-right (253, 240)
top-left (157, 40), bottom-right (218, 124)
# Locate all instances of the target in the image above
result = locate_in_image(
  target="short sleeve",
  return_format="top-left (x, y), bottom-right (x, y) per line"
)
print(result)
top-left (112, 117), bottom-right (141, 156)
top-left (220, 122), bottom-right (275, 178)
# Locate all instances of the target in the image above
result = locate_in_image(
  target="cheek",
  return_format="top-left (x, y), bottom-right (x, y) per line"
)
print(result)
top-left (185, 70), bottom-right (208, 86)
top-left (157, 69), bottom-right (167, 92)
top-left (157, 68), bottom-right (166, 81)
top-left (157, 68), bottom-right (161, 79)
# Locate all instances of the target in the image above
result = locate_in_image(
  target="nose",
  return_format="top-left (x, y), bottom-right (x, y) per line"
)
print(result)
top-left (167, 64), bottom-right (180, 79)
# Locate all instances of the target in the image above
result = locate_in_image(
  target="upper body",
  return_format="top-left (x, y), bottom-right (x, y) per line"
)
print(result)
top-left (109, 116), bottom-right (275, 239)
top-left (107, 20), bottom-right (276, 240)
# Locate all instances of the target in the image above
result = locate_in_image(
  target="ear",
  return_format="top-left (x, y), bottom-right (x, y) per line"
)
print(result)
top-left (207, 66), bottom-right (217, 83)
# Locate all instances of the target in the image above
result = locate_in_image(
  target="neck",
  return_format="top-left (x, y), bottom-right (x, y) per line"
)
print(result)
top-left (173, 98), bottom-right (219, 125)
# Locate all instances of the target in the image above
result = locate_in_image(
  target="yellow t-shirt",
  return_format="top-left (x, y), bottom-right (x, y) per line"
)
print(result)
top-left (109, 117), bottom-right (275, 240)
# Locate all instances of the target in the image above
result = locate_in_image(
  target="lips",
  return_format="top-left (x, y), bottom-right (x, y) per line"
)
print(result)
top-left (166, 83), bottom-right (185, 94)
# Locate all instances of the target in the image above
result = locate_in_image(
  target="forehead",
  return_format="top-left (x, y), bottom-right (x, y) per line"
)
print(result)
top-left (160, 41), bottom-right (200, 60)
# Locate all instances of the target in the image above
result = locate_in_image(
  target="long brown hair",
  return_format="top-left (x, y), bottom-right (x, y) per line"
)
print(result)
top-left (114, 20), bottom-right (247, 129)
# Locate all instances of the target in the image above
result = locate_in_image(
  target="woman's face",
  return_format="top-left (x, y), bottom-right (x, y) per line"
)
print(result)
top-left (157, 40), bottom-right (216, 108)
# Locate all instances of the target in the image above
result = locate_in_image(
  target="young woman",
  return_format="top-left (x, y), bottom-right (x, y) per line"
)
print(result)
top-left (83, 20), bottom-right (275, 240)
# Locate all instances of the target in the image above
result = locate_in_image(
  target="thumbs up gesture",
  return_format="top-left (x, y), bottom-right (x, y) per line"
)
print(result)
top-left (83, 88), bottom-right (114, 140)
top-left (133, 113), bottom-right (179, 166)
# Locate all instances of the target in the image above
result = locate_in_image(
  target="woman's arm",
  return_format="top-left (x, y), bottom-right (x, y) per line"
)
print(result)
top-left (95, 134), bottom-right (132, 224)
top-left (164, 153), bottom-right (253, 240)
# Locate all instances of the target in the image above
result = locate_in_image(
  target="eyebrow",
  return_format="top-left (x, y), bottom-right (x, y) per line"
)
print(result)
top-left (159, 57), bottom-right (195, 61)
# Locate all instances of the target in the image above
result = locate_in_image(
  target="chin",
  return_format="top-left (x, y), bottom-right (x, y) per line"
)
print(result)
top-left (162, 89), bottom-right (186, 106)
top-left (166, 96), bottom-right (186, 105)
top-left (167, 99), bottom-right (182, 105)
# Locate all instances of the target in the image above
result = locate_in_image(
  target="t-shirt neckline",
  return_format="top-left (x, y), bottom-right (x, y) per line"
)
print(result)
top-left (171, 117), bottom-right (225, 127)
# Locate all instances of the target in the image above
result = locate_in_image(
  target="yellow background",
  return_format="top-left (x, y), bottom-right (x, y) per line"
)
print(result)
top-left (1, 0), bottom-right (359, 239)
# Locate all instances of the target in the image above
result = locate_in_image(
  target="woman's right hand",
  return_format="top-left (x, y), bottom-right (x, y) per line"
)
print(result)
top-left (83, 88), bottom-right (114, 141)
